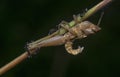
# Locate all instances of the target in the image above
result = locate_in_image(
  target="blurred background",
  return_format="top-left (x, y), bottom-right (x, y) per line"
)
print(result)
top-left (0, 0), bottom-right (120, 77)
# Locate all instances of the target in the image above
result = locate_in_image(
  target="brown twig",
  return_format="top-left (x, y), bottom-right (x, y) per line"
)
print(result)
top-left (0, 0), bottom-right (112, 75)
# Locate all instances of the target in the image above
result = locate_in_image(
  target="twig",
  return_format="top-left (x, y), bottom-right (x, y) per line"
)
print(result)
top-left (0, 0), bottom-right (112, 75)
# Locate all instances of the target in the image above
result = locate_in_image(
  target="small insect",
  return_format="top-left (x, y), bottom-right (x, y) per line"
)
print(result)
top-left (27, 12), bottom-right (103, 56)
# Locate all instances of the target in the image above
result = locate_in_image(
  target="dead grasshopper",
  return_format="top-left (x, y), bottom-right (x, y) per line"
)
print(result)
top-left (26, 12), bottom-right (103, 55)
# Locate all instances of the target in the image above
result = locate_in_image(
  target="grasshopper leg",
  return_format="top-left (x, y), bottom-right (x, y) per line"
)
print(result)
top-left (59, 20), bottom-right (70, 30)
top-left (59, 21), bottom-right (78, 36)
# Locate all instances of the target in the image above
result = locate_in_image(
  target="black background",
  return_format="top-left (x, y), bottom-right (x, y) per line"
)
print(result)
top-left (0, 0), bottom-right (120, 77)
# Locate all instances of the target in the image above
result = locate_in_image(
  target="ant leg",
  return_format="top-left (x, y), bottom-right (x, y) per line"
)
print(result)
top-left (65, 41), bottom-right (84, 55)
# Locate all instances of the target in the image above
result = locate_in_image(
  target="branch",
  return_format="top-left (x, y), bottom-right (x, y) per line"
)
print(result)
top-left (0, 0), bottom-right (112, 75)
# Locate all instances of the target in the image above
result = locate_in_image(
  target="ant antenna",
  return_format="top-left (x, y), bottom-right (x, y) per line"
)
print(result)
top-left (97, 11), bottom-right (104, 26)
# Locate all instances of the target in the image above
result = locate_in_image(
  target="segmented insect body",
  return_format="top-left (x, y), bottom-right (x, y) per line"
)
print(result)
top-left (27, 21), bottom-right (101, 55)
top-left (65, 41), bottom-right (84, 55)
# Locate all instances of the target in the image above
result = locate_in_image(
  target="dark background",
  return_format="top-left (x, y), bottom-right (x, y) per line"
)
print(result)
top-left (0, 0), bottom-right (120, 77)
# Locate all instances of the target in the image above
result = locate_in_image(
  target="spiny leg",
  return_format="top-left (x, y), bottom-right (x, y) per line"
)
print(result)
top-left (60, 20), bottom-right (86, 39)
top-left (59, 20), bottom-right (78, 36)
top-left (59, 20), bottom-right (70, 31)
top-left (59, 20), bottom-right (85, 39)
top-left (65, 41), bottom-right (84, 55)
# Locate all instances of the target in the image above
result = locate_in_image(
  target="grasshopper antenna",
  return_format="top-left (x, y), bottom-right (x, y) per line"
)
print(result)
top-left (97, 11), bottom-right (104, 26)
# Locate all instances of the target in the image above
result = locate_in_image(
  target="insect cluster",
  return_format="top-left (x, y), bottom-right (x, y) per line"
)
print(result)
top-left (26, 13), bottom-right (101, 56)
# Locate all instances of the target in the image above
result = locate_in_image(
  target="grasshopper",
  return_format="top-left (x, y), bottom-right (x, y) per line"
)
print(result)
top-left (26, 13), bottom-right (103, 55)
